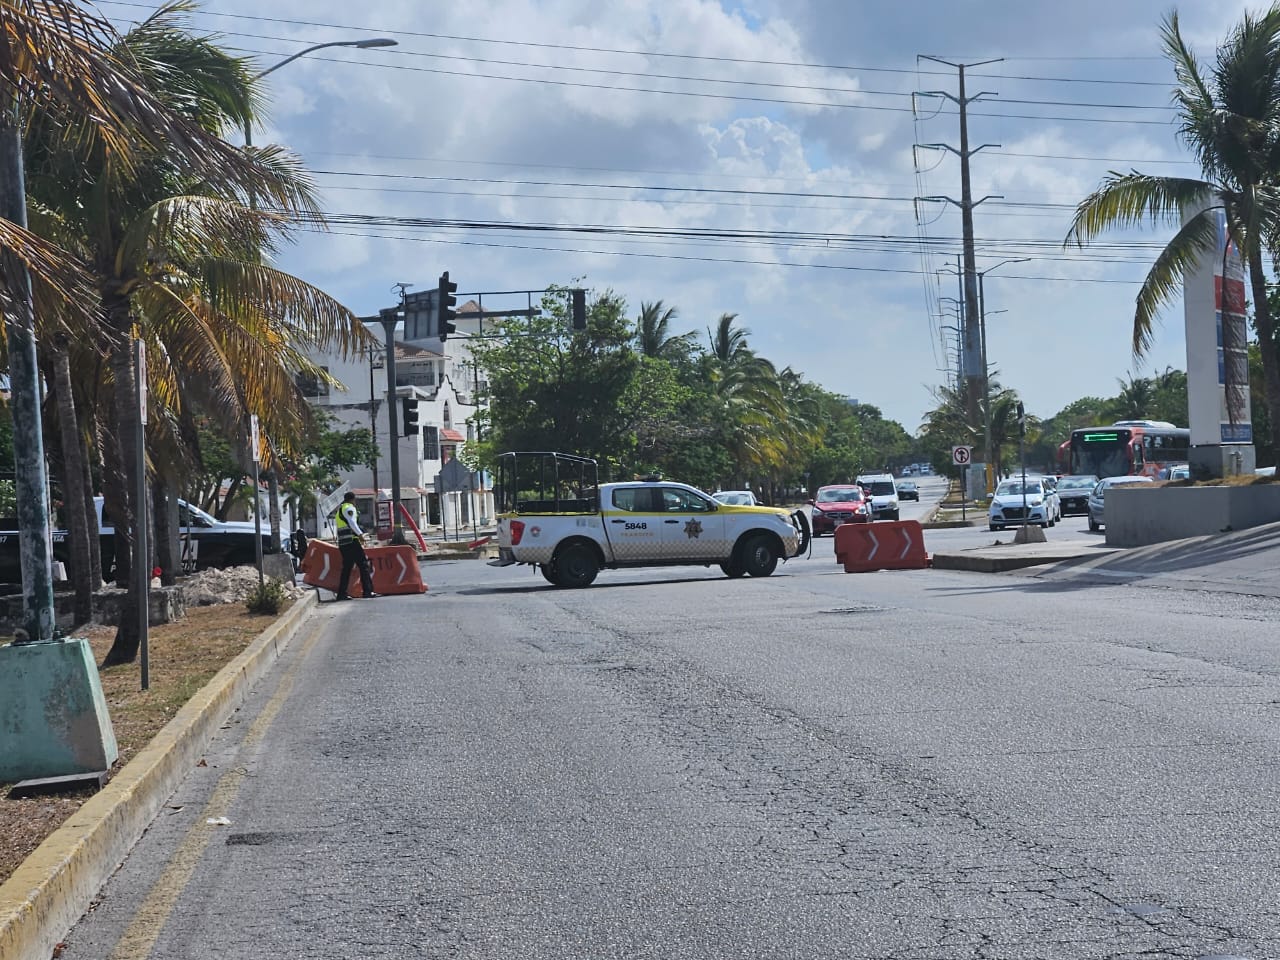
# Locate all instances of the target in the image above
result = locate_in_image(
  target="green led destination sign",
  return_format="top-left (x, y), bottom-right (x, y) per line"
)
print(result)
top-left (1081, 432), bottom-right (1121, 442)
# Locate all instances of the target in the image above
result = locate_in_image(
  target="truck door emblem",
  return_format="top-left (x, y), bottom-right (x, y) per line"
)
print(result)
top-left (683, 519), bottom-right (703, 539)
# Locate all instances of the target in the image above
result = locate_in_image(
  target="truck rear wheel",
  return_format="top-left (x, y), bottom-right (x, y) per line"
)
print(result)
top-left (742, 535), bottom-right (778, 577)
top-left (555, 543), bottom-right (599, 588)
top-left (540, 563), bottom-right (560, 585)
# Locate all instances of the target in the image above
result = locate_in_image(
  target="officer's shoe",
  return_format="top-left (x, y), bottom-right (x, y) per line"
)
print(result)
top-left (363, 592), bottom-right (383, 599)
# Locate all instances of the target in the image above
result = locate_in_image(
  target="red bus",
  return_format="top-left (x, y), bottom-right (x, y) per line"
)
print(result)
top-left (1056, 421), bottom-right (1190, 479)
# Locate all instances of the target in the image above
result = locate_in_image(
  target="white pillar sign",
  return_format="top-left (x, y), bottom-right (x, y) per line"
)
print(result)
top-left (1182, 205), bottom-right (1251, 448)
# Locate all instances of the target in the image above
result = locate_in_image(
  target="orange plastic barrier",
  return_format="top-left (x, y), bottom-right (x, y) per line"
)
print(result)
top-left (300, 540), bottom-right (428, 597)
top-left (833, 520), bottom-right (930, 573)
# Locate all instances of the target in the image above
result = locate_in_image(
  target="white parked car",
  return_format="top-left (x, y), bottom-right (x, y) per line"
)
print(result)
top-left (988, 477), bottom-right (1055, 531)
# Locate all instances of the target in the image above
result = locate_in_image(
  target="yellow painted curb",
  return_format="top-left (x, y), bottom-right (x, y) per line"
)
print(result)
top-left (0, 592), bottom-right (318, 960)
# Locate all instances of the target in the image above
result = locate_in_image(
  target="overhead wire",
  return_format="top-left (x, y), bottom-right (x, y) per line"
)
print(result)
top-left (97, 0), bottom-right (1178, 88)
top-left (204, 27), bottom-right (1180, 113)
top-left (290, 223), bottom-right (1151, 283)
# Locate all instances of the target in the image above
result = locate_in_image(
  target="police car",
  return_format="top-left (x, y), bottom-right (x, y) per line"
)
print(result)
top-left (489, 452), bottom-right (810, 587)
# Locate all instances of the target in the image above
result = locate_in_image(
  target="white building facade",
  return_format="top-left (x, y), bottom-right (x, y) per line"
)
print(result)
top-left (301, 301), bottom-right (493, 540)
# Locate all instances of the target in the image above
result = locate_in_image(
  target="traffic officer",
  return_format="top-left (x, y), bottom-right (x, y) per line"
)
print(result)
top-left (334, 491), bottom-right (379, 600)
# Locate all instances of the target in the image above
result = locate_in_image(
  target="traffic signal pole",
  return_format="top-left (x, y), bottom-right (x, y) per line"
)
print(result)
top-left (378, 309), bottom-right (407, 545)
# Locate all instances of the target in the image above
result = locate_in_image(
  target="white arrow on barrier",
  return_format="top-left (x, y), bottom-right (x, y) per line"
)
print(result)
top-left (865, 528), bottom-right (880, 561)
top-left (397, 553), bottom-right (409, 584)
top-left (899, 527), bottom-right (913, 560)
top-left (319, 552), bottom-right (331, 582)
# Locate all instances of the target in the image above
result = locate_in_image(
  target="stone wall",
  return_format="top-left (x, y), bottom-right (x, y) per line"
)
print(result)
top-left (0, 585), bottom-right (186, 636)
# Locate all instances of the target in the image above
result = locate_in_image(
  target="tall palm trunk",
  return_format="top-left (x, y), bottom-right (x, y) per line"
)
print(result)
top-left (153, 473), bottom-right (179, 586)
top-left (52, 339), bottom-right (94, 625)
top-left (1246, 247), bottom-right (1280, 457)
top-left (101, 322), bottom-right (144, 667)
top-left (82, 423), bottom-right (102, 587)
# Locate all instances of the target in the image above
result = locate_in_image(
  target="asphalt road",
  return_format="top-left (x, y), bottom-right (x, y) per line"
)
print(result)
top-left (59, 522), bottom-right (1280, 959)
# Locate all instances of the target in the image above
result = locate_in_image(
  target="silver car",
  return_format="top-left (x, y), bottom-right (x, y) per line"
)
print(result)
top-left (1056, 475), bottom-right (1098, 516)
top-left (1087, 475), bottom-right (1154, 532)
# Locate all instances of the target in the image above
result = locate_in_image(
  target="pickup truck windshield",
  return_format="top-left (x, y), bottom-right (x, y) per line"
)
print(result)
top-left (179, 503), bottom-right (218, 527)
top-left (868, 482), bottom-right (896, 497)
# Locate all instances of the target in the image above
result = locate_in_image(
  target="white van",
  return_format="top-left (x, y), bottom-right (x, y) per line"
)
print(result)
top-left (856, 473), bottom-right (900, 521)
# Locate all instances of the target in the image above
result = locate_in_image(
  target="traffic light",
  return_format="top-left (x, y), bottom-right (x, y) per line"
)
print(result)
top-left (437, 271), bottom-right (458, 340)
top-left (402, 398), bottom-right (420, 436)
top-left (571, 288), bottom-right (587, 330)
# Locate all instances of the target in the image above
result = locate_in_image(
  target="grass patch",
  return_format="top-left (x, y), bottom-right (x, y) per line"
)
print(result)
top-left (0, 601), bottom-right (293, 887)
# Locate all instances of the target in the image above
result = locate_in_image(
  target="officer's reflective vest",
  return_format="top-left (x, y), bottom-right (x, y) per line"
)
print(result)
top-left (335, 503), bottom-right (358, 544)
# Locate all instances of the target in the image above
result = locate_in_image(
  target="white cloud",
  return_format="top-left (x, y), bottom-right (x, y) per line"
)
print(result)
top-left (133, 0), bottom-right (1254, 431)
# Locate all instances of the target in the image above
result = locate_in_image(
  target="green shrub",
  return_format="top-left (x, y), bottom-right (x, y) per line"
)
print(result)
top-left (245, 578), bottom-right (289, 615)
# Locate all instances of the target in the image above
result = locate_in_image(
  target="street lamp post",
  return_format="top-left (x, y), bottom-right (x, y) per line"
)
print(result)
top-left (976, 258), bottom-right (1030, 491)
top-left (241, 37), bottom-right (397, 561)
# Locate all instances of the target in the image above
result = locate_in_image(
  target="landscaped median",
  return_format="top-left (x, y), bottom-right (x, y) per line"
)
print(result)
top-left (0, 589), bottom-right (317, 960)
top-left (1105, 476), bottom-right (1280, 546)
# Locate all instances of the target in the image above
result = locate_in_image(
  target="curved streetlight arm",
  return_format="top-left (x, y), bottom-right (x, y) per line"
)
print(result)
top-left (245, 38), bottom-right (397, 145)
top-left (255, 38), bottom-right (397, 79)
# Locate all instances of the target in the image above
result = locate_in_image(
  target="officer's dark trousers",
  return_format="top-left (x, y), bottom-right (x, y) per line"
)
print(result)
top-left (337, 539), bottom-right (374, 598)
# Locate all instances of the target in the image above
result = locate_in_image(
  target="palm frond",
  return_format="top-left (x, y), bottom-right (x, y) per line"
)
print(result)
top-left (1065, 173), bottom-right (1214, 246)
top-left (194, 258), bottom-right (370, 357)
top-left (0, 217), bottom-right (100, 341)
top-left (1132, 207), bottom-right (1220, 354)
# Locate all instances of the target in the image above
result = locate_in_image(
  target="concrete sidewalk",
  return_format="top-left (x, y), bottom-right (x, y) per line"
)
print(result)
top-left (931, 538), bottom-right (1119, 573)
top-left (932, 520), bottom-right (1280, 599)
top-left (1025, 520), bottom-right (1280, 599)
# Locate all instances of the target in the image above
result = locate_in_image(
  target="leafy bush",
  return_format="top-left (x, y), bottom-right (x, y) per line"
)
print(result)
top-left (245, 578), bottom-right (289, 615)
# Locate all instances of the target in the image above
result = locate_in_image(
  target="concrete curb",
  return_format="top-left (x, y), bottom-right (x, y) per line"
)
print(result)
top-left (931, 550), bottom-right (1099, 573)
top-left (0, 592), bottom-right (318, 960)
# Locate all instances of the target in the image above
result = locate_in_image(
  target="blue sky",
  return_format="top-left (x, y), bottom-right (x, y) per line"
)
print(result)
top-left (98, 0), bottom-right (1249, 430)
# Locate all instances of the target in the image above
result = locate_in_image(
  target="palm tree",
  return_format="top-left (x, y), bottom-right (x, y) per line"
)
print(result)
top-left (986, 389), bottom-right (1025, 478)
top-left (635, 300), bottom-right (695, 360)
top-left (24, 4), bottom-right (368, 663)
top-left (1108, 373), bottom-right (1156, 422)
top-left (1065, 7), bottom-right (1280, 457)
top-left (703, 313), bottom-right (787, 485)
top-left (0, 0), bottom-right (285, 639)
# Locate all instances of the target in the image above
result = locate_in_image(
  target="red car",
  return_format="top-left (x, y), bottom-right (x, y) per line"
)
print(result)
top-left (809, 484), bottom-right (872, 536)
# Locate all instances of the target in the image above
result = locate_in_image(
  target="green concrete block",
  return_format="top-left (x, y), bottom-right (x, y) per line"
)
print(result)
top-left (0, 639), bottom-right (118, 782)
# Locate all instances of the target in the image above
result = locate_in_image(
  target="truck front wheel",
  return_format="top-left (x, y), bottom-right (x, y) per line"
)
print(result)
top-left (742, 535), bottom-right (779, 577)
top-left (554, 544), bottom-right (599, 588)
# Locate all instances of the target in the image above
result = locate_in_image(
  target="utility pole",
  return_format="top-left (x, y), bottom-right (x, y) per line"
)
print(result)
top-left (916, 55), bottom-right (1003, 496)
top-left (0, 101), bottom-right (55, 642)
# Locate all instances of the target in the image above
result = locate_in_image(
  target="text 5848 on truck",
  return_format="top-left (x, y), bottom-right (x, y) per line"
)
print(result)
top-left (488, 452), bottom-right (811, 587)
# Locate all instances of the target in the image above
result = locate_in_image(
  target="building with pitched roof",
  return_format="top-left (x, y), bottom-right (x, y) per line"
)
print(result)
top-left (300, 299), bottom-right (492, 539)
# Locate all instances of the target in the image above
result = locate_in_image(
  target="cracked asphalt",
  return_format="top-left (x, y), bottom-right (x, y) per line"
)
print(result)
top-left (59, 542), bottom-right (1280, 959)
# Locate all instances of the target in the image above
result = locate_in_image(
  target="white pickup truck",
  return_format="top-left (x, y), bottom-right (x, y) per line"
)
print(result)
top-left (488, 452), bottom-right (810, 587)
